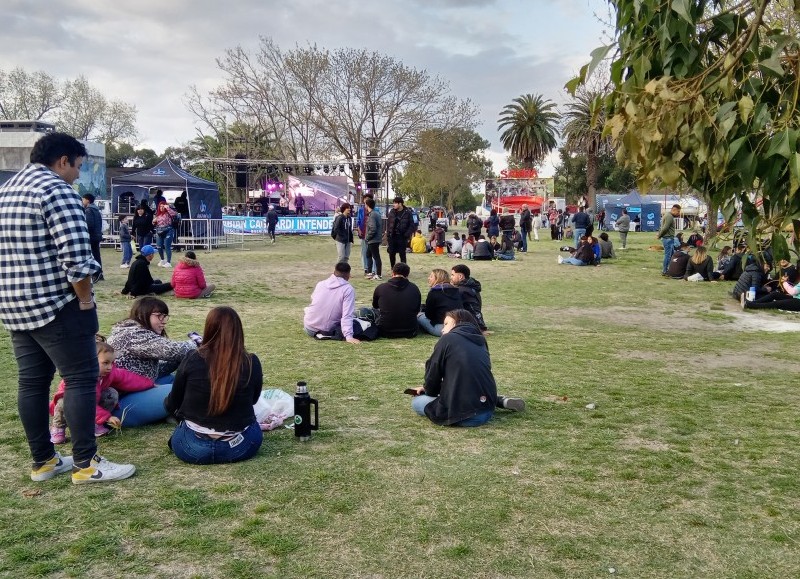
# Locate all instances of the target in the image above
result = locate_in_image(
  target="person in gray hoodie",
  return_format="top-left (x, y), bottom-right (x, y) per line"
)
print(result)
top-left (364, 197), bottom-right (383, 280)
top-left (615, 208), bottom-right (631, 249)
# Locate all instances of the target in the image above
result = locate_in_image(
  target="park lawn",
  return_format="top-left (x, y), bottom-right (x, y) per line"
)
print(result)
top-left (0, 232), bottom-right (798, 578)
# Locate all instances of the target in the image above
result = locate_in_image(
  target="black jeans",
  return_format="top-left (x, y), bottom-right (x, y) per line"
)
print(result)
top-left (11, 299), bottom-right (99, 465)
top-left (388, 237), bottom-right (407, 267)
top-left (367, 243), bottom-right (382, 277)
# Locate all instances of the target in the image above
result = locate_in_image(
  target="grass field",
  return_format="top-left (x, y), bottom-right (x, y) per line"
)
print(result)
top-left (1, 232), bottom-right (798, 578)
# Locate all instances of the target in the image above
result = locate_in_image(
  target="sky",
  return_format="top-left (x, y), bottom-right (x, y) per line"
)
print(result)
top-left (1, 0), bottom-right (612, 177)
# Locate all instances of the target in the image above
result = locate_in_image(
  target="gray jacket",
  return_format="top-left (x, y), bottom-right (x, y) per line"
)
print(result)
top-left (365, 209), bottom-right (383, 244)
top-left (616, 214), bottom-right (631, 233)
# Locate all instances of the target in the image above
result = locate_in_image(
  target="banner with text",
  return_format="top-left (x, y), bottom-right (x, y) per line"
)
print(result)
top-left (223, 215), bottom-right (334, 235)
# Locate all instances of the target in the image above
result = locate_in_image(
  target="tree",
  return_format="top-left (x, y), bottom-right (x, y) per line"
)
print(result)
top-left (553, 149), bottom-right (636, 200)
top-left (392, 128), bottom-right (493, 212)
top-left (570, 0), bottom-right (800, 256)
top-left (0, 67), bottom-right (62, 120)
top-left (497, 94), bottom-right (559, 169)
top-left (561, 90), bottom-right (609, 208)
top-left (187, 38), bottom-right (479, 198)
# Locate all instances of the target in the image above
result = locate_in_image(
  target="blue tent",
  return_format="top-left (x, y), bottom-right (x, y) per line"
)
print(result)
top-left (110, 159), bottom-right (222, 219)
top-left (605, 190), bottom-right (661, 232)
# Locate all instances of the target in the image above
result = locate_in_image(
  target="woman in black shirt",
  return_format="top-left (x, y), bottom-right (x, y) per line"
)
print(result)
top-left (165, 306), bottom-right (263, 464)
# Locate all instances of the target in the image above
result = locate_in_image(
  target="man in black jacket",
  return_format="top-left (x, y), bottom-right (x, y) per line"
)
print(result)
top-left (450, 264), bottom-right (488, 332)
top-left (370, 263), bottom-right (421, 338)
top-left (386, 196), bottom-right (413, 267)
top-left (82, 193), bottom-right (104, 280)
top-left (571, 205), bottom-right (592, 248)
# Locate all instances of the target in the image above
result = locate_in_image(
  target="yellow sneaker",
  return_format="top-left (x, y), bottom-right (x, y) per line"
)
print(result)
top-left (31, 452), bottom-right (73, 482)
top-left (71, 455), bottom-right (135, 485)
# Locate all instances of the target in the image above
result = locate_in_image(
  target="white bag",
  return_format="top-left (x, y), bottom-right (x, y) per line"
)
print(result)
top-left (253, 388), bottom-right (293, 430)
top-left (686, 273), bottom-right (704, 282)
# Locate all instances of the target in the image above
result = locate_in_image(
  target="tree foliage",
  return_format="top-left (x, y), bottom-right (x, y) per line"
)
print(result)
top-left (393, 128), bottom-right (492, 212)
top-left (187, 38), bottom-right (479, 192)
top-left (0, 68), bottom-right (137, 145)
top-left (553, 149), bottom-right (636, 201)
top-left (497, 94), bottom-right (559, 168)
top-left (570, 0), bottom-right (800, 258)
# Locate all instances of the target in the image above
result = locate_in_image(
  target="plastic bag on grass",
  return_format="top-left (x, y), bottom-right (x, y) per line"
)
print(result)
top-left (253, 388), bottom-right (293, 431)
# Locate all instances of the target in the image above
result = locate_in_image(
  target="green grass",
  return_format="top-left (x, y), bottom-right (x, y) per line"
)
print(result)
top-left (1, 232), bottom-right (799, 578)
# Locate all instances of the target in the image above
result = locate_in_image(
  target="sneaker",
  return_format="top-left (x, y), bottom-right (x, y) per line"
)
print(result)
top-left (365, 273), bottom-right (374, 280)
top-left (314, 333), bottom-right (333, 340)
top-left (31, 451), bottom-right (74, 482)
top-left (502, 397), bottom-right (526, 412)
top-left (157, 260), bottom-right (165, 267)
top-left (162, 262), bottom-right (172, 268)
top-left (50, 426), bottom-right (67, 444)
top-left (120, 263), bottom-right (128, 268)
top-left (557, 255), bottom-right (563, 264)
top-left (95, 424), bottom-right (110, 437)
top-left (72, 455), bottom-right (135, 485)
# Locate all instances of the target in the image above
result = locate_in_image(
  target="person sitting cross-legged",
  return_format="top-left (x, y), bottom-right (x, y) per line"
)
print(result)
top-left (361, 263), bottom-right (422, 338)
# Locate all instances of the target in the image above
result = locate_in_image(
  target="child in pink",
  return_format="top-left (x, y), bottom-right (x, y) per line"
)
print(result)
top-left (50, 338), bottom-right (154, 441)
top-left (171, 250), bottom-right (216, 298)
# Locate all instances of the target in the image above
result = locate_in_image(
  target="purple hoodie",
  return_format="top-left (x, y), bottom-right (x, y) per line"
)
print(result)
top-left (303, 274), bottom-right (356, 339)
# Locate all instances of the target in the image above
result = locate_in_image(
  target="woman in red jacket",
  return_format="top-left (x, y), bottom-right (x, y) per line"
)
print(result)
top-left (171, 251), bottom-right (216, 299)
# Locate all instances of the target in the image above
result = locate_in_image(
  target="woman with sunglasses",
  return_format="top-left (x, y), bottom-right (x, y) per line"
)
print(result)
top-left (107, 297), bottom-right (198, 426)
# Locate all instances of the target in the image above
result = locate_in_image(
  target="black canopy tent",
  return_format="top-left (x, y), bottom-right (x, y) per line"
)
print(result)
top-left (110, 159), bottom-right (222, 219)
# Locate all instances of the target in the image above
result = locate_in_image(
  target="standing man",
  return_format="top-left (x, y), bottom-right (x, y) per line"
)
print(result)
top-left (0, 132), bottom-right (135, 484)
top-left (364, 197), bottom-right (384, 280)
top-left (616, 208), bottom-right (631, 250)
top-left (82, 193), bottom-right (104, 281)
top-left (519, 204), bottom-right (533, 252)
top-left (294, 193), bottom-right (305, 216)
top-left (572, 205), bottom-right (592, 248)
top-left (331, 202), bottom-right (354, 263)
top-left (356, 191), bottom-right (377, 278)
top-left (303, 262), bottom-right (361, 344)
top-left (657, 204), bottom-right (681, 276)
top-left (386, 196), bottom-right (413, 267)
top-left (266, 204), bottom-right (278, 243)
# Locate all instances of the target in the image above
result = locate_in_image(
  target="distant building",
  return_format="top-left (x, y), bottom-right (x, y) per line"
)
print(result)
top-left (0, 120), bottom-right (106, 196)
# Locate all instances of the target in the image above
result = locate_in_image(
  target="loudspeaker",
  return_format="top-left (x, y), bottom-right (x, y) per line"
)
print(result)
top-left (365, 160), bottom-right (381, 190)
top-left (235, 154), bottom-right (247, 188)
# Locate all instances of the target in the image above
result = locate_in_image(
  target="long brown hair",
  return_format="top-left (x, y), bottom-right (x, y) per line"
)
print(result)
top-left (128, 296), bottom-right (169, 335)
top-left (200, 307), bottom-right (250, 416)
top-left (691, 246), bottom-right (708, 265)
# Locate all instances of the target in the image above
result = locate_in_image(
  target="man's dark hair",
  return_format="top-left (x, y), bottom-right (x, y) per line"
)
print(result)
top-left (622, 208), bottom-right (628, 214)
top-left (392, 262), bottom-right (410, 277)
top-left (600, 232), bottom-right (609, 241)
top-left (30, 132), bottom-right (87, 167)
top-left (334, 262), bottom-right (351, 276)
top-left (393, 196), bottom-right (404, 205)
top-left (451, 264), bottom-right (470, 278)
top-left (672, 204), bottom-right (681, 210)
top-left (82, 193), bottom-right (95, 203)
top-left (365, 198), bottom-right (375, 209)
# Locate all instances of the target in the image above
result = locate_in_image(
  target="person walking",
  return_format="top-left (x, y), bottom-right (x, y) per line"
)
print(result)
top-left (0, 132), bottom-right (135, 484)
top-left (616, 208), bottom-right (631, 250)
top-left (266, 204), bottom-right (278, 243)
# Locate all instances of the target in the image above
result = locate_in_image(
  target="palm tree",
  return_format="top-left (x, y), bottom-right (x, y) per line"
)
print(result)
top-left (561, 90), bottom-right (609, 209)
top-left (497, 94), bottom-right (559, 169)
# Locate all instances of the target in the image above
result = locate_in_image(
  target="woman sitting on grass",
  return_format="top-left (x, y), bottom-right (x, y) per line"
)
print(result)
top-left (417, 269), bottom-right (463, 337)
top-left (742, 265), bottom-right (800, 310)
top-left (107, 297), bottom-right (198, 426)
top-left (165, 306), bottom-right (263, 464)
top-left (684, 246), bottom-right (715, 281)
top-left (408, 309), bottom-right (524, 427)
top-left (171, 251), bottom-right (216, 299)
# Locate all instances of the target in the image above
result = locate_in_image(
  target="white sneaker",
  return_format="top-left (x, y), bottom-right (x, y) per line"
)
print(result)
top-left (31, 451), bottom-right (74, 482)
top-left (557, 255), bottom-right (564, 264)
top-left (157, 260), bottom-right (165, 267)
top-left (72, 454), bottom-right (135, 484)
top-left (120, 263), bottom-right (129, 268)
top-left (162, 262), bottom-right (172, 268)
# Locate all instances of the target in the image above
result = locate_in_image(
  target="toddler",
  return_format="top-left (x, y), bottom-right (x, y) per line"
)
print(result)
top-left (50, 337), bottom-right (154, 441)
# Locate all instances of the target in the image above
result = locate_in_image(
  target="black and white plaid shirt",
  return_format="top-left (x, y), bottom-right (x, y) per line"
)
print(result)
top-left (0, 163), bottom-right (100, 331)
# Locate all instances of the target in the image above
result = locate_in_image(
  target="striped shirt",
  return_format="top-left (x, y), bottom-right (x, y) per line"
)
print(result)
top-left (0, 163), bottom-right (100, 331)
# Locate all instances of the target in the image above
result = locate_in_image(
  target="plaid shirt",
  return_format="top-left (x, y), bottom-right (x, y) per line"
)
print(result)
top-left (0, 163), bottom-right (100, 331)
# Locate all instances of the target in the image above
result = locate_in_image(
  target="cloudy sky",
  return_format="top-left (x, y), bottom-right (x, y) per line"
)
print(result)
top-left (2, 0), bottom-right (611, 176)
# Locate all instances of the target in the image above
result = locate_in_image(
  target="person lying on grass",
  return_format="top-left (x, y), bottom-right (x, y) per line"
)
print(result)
top-left (408, 309), bottom-right (524, 427)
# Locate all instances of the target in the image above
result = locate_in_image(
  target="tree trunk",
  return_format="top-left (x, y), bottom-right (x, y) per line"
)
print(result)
top-left (586, 148), bottom-right (598, 211)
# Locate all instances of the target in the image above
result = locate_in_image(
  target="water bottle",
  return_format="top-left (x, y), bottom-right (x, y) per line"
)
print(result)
top-left (293, 381), bottom-right (318, 441)
top-left (746, 286), bottom-right (756, 302)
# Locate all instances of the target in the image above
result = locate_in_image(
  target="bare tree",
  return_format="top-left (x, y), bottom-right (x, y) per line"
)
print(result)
top-left (187, 37), bottom-right (478, 194)
top-left (55, 76), bottom-right (137, 144)
top-left (0, 67), bottom-right (62, 120)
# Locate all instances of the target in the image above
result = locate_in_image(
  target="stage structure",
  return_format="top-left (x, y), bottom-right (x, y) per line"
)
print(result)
top-left (205, 155), bottom-right (393, 206)
top-left (483, 168), bottom-right (547, 213)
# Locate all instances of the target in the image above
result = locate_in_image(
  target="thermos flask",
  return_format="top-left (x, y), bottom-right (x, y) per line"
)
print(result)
top-left (294, 381), bottom-right (318, 441)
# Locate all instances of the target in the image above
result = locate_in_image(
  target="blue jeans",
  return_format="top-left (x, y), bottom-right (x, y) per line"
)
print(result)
top-left (360, 238), bottom-right (375, 273)
top-left (520, 229), bottom-right (529, 252)
top-left (661, 237), bottom-right (676, 273)
top-left (113, 376), bottom-right (173, 427)
top-left (121, 241), bottom-right (133, 265)
top-left (136, 233), bottom-right (153, 251)
top-left (561, 257), bottom-right (587, 266)
top-left (156, 228), bottom-right (174, 263)
top-left (417, 314), bottom-right (444, 337)
top-left (574, 228), bottom-right (586, 248)
top-left (11, 299), bottom-right (99, 465)
top-left (411, 395), bottom-right (494, 427)
top-left (170, 420), bottom-right (263, 464)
